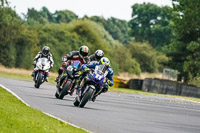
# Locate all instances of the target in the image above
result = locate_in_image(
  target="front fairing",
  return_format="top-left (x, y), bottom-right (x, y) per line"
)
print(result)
top-left (66, 60), bottom-right (81, 79)
top-left (36, 58), bottom-right (50, 72)
top-left (87, 65), bottom-right (108, 87)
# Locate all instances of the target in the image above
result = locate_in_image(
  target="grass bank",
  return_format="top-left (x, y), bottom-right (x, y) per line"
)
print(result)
top-left (110, 87), bottom-right (200, 102)
top-left (0, 87), bottom-right (87, 133)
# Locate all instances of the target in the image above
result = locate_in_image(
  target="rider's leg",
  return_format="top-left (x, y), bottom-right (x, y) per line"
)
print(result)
top-left (92, 85), bottom-right (108, 102)
top-left (31, 68), bottom-right (37, 80)
top-left (31, 64), bottom-right (36, 77)
top-left (55, 67), bottom-right (64, 82)
top-left (74, 72), bottom-right (86, 90)
top-left (45, 72), bottom-right (49, 82)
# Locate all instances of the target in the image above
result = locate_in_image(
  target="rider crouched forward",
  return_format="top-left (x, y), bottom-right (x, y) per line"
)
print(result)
top-left (31, 46), bottom-right (54, 82)
top-left (79, 57), bottom-right (114, 102)
top-left (55, 45), bottom-right (90, 82)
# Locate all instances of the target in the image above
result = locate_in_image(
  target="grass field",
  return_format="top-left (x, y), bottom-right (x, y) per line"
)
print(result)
top-left (0, 86), bottom-right (87, 133)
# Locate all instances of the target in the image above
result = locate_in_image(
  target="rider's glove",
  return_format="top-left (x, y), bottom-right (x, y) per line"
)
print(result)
top-left (107, 80), bottom-right (112, 86)
top-left (84, 67), bottom-right (90, 72)
top-left (78, 71), bottom-right (82, 75)
top-left (62, 62), bottom-right (68, 67)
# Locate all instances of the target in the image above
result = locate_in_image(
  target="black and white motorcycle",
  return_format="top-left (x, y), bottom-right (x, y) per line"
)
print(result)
top-left (34, 58), bottom-right (51, 88)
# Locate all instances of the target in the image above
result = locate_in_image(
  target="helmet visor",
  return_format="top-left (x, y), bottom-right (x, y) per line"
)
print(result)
top-left (43, 50), bottom-right (49, 55)
top-left (80, 51), bottom-right (88, 57)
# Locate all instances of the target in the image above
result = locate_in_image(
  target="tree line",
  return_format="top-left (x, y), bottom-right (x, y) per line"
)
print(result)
top-left (0, 1), bottom-right (200, 83)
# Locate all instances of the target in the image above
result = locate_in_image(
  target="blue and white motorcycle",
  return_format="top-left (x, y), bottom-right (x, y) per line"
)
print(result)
top-left (74, 64), bottom-right (108, 108)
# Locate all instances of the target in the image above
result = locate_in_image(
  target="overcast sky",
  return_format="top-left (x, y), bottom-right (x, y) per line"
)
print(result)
top-left (8, 0), bottom-right (172, 21)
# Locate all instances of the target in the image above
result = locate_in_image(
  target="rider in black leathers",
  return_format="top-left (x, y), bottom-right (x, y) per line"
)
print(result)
top-left (55, 45), bottom-right (90, 82)
top-left (31, 46), bottom-right (54, 82)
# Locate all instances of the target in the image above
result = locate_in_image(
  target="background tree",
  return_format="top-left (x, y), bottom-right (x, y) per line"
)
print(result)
top-left (0, 0), bottom-right (8, 6)
top-left (168, 0), bottom-right (200, 82)
top-left (127, 42), bottom-right (168, 73)
top-left (0, 7), bottom-right (23, 67)
top-left (88, 16), bottom-right (133, 45)
top-left (0, 6), bottom-right (169, 76)
top-left (129, 3), bottom-right (173, 50)
top-left (26, 8), bottom-right (47, 24)
top-left (54, 10), bottom-right (78, 23)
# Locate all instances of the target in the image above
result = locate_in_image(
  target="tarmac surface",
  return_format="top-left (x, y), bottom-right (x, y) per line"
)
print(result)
top-left (1, 77), bottom-right (200, 133)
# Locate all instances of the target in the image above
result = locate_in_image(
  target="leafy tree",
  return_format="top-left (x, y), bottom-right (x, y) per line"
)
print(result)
top-left (113, 45), bottom-right (141, 74)
top-left (87, 16), bottom-right (133, 45)
top-left (0, 0), bottom-right (8, 6)
top-left (26, 8), bottom-right (48, 24)
top-left (15, 27), bottom-right (39, 69)
top-left (129, 3), bottom-right (173, 49)
top-left (54, 10), bottom-right (78, 23)
top-left (128, 42), bottom-right (168, 73)
top-left (40, 7), bottom-right (55, 23)
top-left (0, 7), bottom-right (22, 67)
top-left (168, 0), bottom-right (200, 82)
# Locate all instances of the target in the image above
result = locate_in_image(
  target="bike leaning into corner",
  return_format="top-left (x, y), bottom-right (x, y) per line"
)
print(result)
top-left (74, 64), bottom-right (109, 108)
top-left (34, 58), bottom-right (51, 88)
top-left (55, 60), bottom-right (81, 99)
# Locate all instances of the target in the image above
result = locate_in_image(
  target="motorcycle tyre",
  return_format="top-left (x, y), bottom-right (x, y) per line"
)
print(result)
top-left (35, 73), bottom-right (42, 88)
top-left (58, 80), bottom-right (71, 99)
top-left (79, 87), bottom-right (94, 108)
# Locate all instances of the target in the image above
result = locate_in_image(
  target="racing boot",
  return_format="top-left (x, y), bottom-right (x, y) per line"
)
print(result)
top-left (31, 70), bottom-right (35, 81)
top-left (55, 76), bottom-right (59, 82)
top-left (74, 80), bottom-right (81, 91)
top-left (45, 72), bottom-right (49, 82)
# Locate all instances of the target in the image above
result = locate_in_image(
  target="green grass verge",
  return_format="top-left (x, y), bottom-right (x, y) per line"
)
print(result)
top-left (0, 71), bottom-right (56, 84)
top-left (110, 87), bottom-right (200, 102)
top-left (1, 71), bottom-right (200, 103)
top-left (0, 87), bottom-right (87, 133)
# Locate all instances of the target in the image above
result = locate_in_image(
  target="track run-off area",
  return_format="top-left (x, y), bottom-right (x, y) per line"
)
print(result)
top-left (1, 77), bottom-right (200, 133)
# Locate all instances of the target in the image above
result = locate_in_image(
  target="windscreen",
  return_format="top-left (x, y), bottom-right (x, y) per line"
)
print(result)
top-left (73, 61), bottom-right (81, 69)
top-left (95, 64), bottom-right (107, 75)
top-left (41, 58), bottom-right (46, 66)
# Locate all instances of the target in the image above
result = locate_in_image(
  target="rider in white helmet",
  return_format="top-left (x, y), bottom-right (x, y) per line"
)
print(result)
top-left (89, 49), bottom-right (104, 62)
top-left (74, 50), bottom-right (105, 90)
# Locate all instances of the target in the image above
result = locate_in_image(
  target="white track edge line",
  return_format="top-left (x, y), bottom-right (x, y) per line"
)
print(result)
top-left (0, 84), bottom-right (91, 133)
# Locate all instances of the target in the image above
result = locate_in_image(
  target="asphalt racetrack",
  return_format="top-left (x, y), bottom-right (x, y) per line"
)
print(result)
top-left (1, 77), bottom-right (200, 133)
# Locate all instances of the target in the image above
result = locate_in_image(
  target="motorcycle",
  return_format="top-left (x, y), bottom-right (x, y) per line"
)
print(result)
top-left (34, 58), bottom-right (51, 88)
top-left (55, 60), bottom-right (81, 99)
top-left (74, 64), bottom-right (108, 108)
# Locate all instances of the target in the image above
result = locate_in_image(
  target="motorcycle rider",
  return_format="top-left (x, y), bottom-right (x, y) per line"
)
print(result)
top-left (79, 57), bottom-right (114, 101)
top-left (75, 49), bottom-right (104, 88)
top-left (31, 46), bottom-right (54, 82)
top-left (55, 45), bottom-right (90, 82)
top-left (89, 49), bottom-right (104, 62)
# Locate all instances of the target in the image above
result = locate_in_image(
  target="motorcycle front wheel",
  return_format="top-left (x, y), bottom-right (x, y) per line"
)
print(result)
top-left (58, 80), bottom-right (72, 99)
top-left (34, 72), bottom-right (43, 88)
top-left (79, 87), bottom-right (94, 108)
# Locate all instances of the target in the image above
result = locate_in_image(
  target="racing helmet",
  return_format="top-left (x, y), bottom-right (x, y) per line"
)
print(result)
top-left (99, 57), bottom-right (110, 66)
top-left (95, 50), bottom-right (104, 60)
top-left (42, 46), bottom-right (50, 56)
top-left (79, 45), bottom-right (89, 58)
